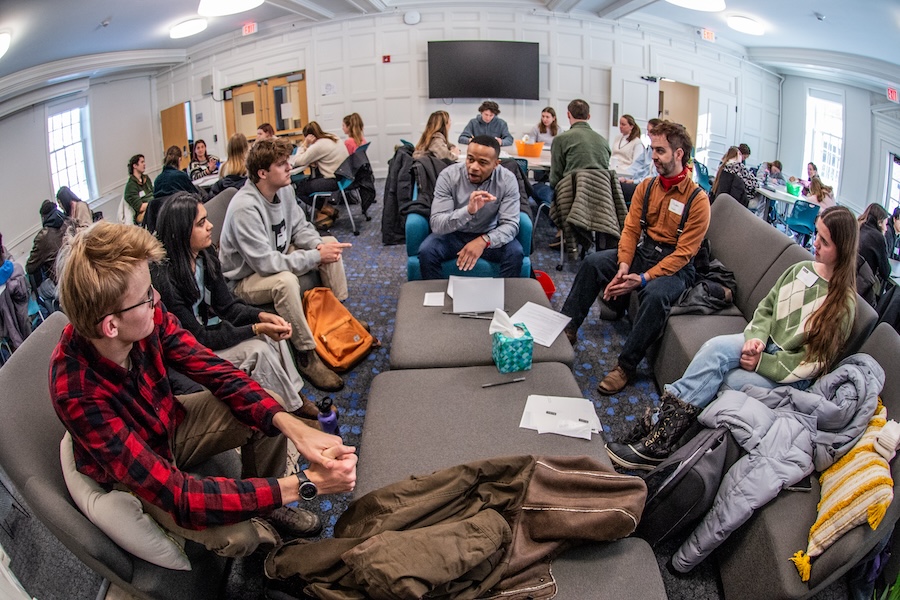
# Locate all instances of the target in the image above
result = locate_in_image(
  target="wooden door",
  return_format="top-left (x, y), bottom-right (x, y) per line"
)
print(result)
top-left (160, 102), bottom-right (191, 170)
top-left (267, 73), bottom-right (308, 137)
top-left (227, 82), bottom-right (264, 142)
top-left (696, 88), bottom-right (737, 171)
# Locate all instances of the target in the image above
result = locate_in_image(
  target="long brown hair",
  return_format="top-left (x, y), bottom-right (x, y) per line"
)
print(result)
top-left (220, 133), bottom-right (249, 178)
top-left (416, 111), bottom-right (451, 152)
top-left (804, 205), bottom-right (858, 372)
top-left (302, 121), bottom-right (339, 143)
top-left (342, 113), bottom-right (365, 145)
top-left (711, 147), bottom-right (740, 196)
top-left (620, 114), bottom-right (641, 142)
top-left (808, 176), bottom-right (833, 202)
top-left (538, 107), bottom-right (559, 136)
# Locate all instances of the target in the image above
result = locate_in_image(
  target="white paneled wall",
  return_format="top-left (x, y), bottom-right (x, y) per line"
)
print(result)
top-left (155, 9), bottom-right (782, 178)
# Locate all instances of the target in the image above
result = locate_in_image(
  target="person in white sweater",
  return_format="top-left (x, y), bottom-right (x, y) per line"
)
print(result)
top-left (609, 114), bottom-right (644, 177)
top-left (220, 138), bottom-right (352, 392)
top-left (291, 121), bottom-right (350, 224)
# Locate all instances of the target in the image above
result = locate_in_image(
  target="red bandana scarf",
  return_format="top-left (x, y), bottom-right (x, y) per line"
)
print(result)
top-left (658, 166), bottom-right (690, 191)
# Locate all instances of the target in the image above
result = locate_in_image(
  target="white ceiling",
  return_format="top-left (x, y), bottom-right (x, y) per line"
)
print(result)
top-left (1, 0), bottom-right (898, 95)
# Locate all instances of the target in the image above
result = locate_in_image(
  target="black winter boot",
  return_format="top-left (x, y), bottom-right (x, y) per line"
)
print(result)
top-left (606, 392), bottom-right (700, 471)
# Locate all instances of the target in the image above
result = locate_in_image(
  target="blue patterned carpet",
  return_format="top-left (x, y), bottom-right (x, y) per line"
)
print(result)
top-left (0, 178), bottom-right (845, 600)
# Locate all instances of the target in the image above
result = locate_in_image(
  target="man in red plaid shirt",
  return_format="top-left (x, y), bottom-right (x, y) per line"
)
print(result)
top-left (50, 221), bottom-right (356, 557)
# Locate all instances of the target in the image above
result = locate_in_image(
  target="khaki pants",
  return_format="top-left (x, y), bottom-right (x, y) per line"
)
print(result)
top-left (234, 237), bottom-right (348, 352)
top-left (217, 337), bottom-right (305, 412)
top-left (130, 391), bottom-right (287, 557)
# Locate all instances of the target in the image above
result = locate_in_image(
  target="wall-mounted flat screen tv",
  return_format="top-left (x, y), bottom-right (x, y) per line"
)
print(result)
top-left (428, 41), bottom-right (539, 100)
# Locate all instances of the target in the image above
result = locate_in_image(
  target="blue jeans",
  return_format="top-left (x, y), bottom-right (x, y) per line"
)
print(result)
top-left (665, 333), bottom-right (811, 408)
top-left (561, 245), bottom-right (695, 372)
top-left (418, 231), bottom-right (524, 280)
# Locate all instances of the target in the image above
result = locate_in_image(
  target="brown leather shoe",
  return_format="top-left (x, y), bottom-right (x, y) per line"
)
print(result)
top-left (296, 350), bottom-right (344, 392)
top-left (564, 327), bottom-right (577, 346)
top-left (598, 365), bottom-right (632, 395)
top-left (266, 506), bottom-right (322, 538)
top-left (289, 390), bottom-right (319, 420)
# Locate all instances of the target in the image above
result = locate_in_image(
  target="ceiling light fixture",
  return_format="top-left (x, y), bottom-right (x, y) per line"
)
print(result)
top-left (727, 15), bottom-right (765, 36)
top-left (664, 0), bottom-right (726, 12)
top-left (197, 0), bottom-right (265, 17)
top-left (170, 18), bottom-right (208, 39)
top-left (0, 32), bottom-right (11, 60)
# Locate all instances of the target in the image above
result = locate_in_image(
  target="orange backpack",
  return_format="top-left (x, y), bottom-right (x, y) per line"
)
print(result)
top-left (303, 287), bottom-right (375, 372)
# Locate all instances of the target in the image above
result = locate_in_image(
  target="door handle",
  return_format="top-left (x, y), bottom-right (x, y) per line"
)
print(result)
top-left (612, 103), bottom-right (619, 127)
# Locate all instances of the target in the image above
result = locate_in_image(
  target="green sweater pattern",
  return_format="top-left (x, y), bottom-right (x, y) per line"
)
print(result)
top-left (743, 261), bottom-right (853, 384)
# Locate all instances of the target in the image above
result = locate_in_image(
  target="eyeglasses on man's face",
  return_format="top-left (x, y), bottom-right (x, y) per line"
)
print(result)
top-left (95, 286), bottom-right (156, 324)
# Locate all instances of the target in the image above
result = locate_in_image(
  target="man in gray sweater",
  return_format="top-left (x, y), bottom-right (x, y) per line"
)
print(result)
top-left (219, 138), bottom-right (351, 391)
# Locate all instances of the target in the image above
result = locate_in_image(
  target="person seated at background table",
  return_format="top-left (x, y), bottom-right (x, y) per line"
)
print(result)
top-left (209, 133), bottom-right (249, 196)
top-left (738, 143), bottom-right (752, 165)
top-left (618, 118), bottom-right (663, 204)
top-left (341, 113), bottom-right (366, 155)
top-left (758, 160), bottom-right (787, 186)
top-left (56, 186), bottom-right (93, 229)
top-left (886, 207), bottom-right (900, 260)
top-left (153, 146), bottom-right (206, 198)
top-left (790, 162), bottom-right (819, 195)
top-left (256, 122), bottom-right (275, 142)
top-left (123, 154), bottom-right (154, 225)
top-left (806, 176), bottom-right (836, 208)
top-left (51, 221), bottom-right (357, 558)
top-left (527, 106), bottom-right (561, 145)
top-left (189, 139), bottom-right (219, 181)
top-left (610, 114), bottom-right (643, 177)
top-left (560, 121), bottom-right (710, 395)
top-left (606, 206), bottom-right (858, 469)
top-left (152, 192), bottom-right (319, 422)
top-left (219, 138), bottom-right (352, 392)
top-left (419, 135), bottom-right (522, 279)
top-left (25, 199), bottom-right (72, 305)
top-left (413, 110), bottom-right (459, 161)
top-left (458, 100), bottom-right (513, 147)
top-left (290, 121), bottom-right (349, 226)
top-left (857, 203), bottom-right (892, 293)
top-left (710, 146), bottom-right (751, 207)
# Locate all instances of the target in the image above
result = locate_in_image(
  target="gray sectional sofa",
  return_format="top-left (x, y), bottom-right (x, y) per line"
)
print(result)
top-left (651, 194), bottom-right (878, 391)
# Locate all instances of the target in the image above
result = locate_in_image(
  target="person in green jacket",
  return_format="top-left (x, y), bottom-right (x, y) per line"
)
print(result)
top-left (123, 154), bottom-right (154, 225)
top-left (608, 205), bottom-right (859, 470)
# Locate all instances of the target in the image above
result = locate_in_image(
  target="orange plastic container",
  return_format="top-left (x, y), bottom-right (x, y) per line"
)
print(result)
top-left (515, 140), bottom-right (544, 157)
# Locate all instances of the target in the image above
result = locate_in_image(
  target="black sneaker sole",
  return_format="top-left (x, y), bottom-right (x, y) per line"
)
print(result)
top-left (605, 444), bottom-right (662, 471)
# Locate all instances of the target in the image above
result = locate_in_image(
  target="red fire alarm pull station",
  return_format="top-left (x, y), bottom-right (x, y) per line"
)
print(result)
top-left (382, 55), bottom-right (391, 63)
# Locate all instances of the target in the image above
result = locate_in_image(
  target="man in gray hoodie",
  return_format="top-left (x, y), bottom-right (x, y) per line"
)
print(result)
top-left (219, 138), bottom-right (351, 392)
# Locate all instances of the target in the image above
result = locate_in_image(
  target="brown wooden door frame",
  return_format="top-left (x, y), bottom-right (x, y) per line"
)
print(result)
top-left (160, 102), bottom-right (191, 170)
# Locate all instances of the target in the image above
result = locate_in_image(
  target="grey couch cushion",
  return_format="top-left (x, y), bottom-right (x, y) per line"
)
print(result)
top-left (357, 362), bottom-right (666, 600)
top-left (718, 323), bottom-right (900, 599)
top-left (707, 194), bottom-right (793, 316)
top-left (390, 278), bottom-right (575, 370)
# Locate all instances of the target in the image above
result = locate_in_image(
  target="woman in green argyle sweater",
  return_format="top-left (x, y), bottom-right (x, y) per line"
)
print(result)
top-left (608, 206), bottom-right (859, 470)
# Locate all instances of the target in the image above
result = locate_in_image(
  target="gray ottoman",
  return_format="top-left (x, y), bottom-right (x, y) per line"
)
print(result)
top-left (390, 278), bottom-right (575, 370)
top-left (356, 362), bottom-right (667, 600)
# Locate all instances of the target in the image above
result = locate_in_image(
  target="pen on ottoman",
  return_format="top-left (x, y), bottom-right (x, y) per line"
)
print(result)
top-left (482, 377), bottom-right (526, 388)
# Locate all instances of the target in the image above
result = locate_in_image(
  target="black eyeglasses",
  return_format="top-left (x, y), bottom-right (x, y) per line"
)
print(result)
top-left (96, 286), bottom-right (156, 324)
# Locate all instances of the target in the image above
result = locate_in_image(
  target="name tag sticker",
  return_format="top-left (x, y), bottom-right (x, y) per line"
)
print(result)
top-left (668, 199), bottom-right (685, 216)
top-left (797, 266), bottom-right (818, 287)
top-left (138, 191), bottom-right (146, 198)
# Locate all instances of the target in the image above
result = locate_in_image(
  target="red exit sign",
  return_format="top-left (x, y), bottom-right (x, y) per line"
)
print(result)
top-left (888, 87), bottom-right (899, 104)
top-left (242, 22), bottom-right (258, 36)
top-left (700, 28), bottom-right (716, 42)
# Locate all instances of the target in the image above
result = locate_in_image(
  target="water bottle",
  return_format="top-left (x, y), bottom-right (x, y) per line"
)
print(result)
top-left (316, 397), bottom-right (339, 435)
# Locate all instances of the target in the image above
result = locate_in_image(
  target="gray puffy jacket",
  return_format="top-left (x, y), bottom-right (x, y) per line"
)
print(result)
top-left (672, 353), bottom-right (884, 572)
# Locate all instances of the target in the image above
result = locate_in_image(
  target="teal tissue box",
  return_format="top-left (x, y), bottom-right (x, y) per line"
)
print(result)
top-left (491, 323), bottom-right (533, 373)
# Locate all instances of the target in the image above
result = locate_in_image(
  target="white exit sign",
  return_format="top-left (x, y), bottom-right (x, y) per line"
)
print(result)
top-left (701, 28), bottom-right (716, 42)
top-left (888, 87), bottom-right (899, 104)
top-left (242, 22), bottom-right (258, 36)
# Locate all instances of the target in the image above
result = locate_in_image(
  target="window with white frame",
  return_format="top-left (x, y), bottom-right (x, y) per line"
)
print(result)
top-left (803, 88), bottom-right (843, 189)
top-left (888, 153), bottom-right (900, 216)
top-left (47, 101), bottom-right (93, 201)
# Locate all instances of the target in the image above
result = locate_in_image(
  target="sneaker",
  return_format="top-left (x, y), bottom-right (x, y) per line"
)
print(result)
top-left (598, 365), bottom-right (632, 395)
top-left (296, 350), bottom-right (344, 392)
top-left (605, 441), bottom-right (665, 471)
top-left (266, 506), bottom-right (322, 538)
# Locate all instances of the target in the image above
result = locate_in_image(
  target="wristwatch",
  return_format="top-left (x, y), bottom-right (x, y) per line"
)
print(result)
top-left (481, 234), bottom-right (491, 247)
top-left (295, 471), bottom-right (318, 501)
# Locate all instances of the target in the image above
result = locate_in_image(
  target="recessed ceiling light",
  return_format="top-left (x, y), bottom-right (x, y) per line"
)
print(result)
top-left (0, 32), bottom-right (11, 60)
top-left (197, 0), bottom-right (265, 17)
top-left (664, 0), bottom-right (726, 12)
top-left (727, 15), bottom-right (765, 36)
top-left (170, 18), bottom-right (208, 39)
